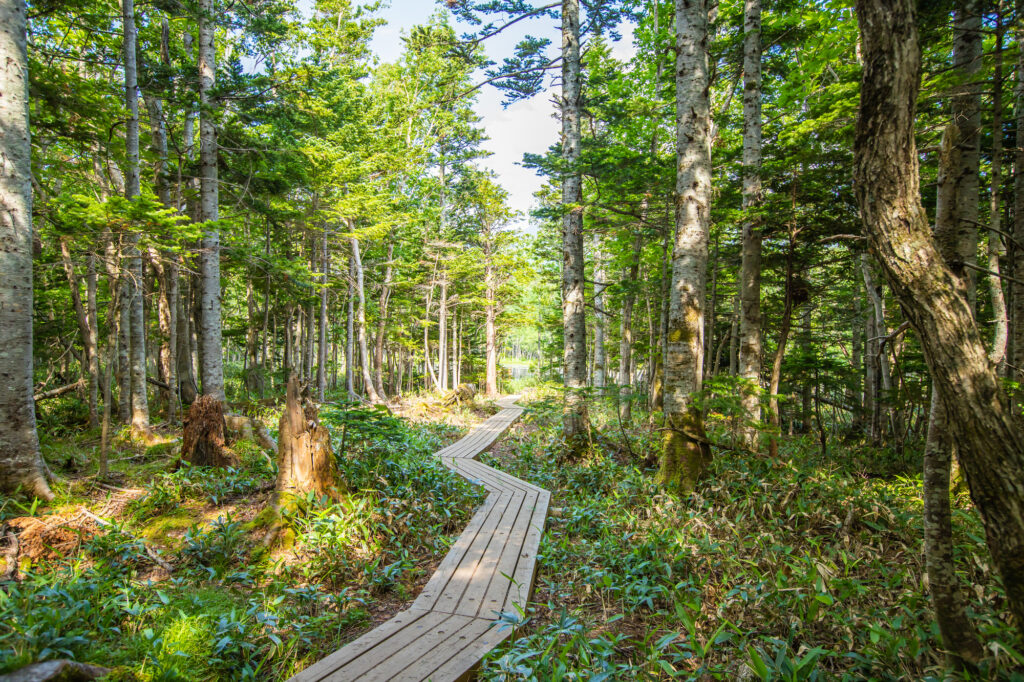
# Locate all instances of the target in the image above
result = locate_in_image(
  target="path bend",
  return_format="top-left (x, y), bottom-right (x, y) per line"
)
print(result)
top-left (290, 396), bottom-right (549, 682)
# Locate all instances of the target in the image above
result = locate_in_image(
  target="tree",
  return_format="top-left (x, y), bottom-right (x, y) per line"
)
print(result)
top-left (737, 0), bottom-right (763, 449)
top-left (658, 0), bottom-right (712, 493)
top-left (197, 0), bottom-right (225, 401)
top-left (122, 0), bottom-right (152, 436)
top-left (0, 0), bottom-right (53, 501)
top-left (853, 0), bottom-right (1024, 635)
top-left (560, 0), bottom-right (590, 456)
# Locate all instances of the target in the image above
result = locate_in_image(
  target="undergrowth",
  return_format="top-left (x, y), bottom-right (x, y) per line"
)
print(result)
top-left (0, 398), bottom-right (481, 680)
top-left (478, 391), bottom-right (1024, 681)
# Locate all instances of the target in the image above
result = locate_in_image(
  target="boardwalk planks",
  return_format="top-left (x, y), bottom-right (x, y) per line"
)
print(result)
top-left (290, 396), bottom-right (547, 682)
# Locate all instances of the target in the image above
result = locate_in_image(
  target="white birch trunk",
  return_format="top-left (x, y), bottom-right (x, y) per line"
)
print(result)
top-left (659, 0), bottom-right (712, 493)
top-left (350, 237), bottom-right (381, 404)
top-left (197, 0), bottom-right (225, 401)
top-left (737, 0), bottom-right (763, 448)
top-left (0, 0), bottom-right (53, 499)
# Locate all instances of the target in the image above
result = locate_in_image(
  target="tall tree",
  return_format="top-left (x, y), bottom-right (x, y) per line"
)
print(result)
top-left (122, 0), bottom-right (151, 434)
top-left (0, 0), bottom-right (53, 501)
top-left (561, 0), bottom-right (590, 455)
top-left (737, 0), bottom-right (763, 449)
top-left (659, 0), bottom-right (712, 493)
top-left (853, 0), bottom-right (1024, 636)
top-left (197, 0), bottom-right (225, 401)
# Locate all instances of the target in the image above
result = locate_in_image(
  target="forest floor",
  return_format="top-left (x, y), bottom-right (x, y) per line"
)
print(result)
top-left (0, 392), bottom-right (497, 680)
top-left (475, 389), bottom-right (1024, 681)
top-left (3, 388), bottom-right (1023, 681)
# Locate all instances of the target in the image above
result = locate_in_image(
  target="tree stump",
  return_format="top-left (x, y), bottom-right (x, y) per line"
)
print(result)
top-left (275, 375), bottom-right (338, 499)
top-left (443, 383), bottom-right (477, 407)
top-left (181, 395), bottom-right (233, 467)
top-left (263, 376), bottom-right (339, 546)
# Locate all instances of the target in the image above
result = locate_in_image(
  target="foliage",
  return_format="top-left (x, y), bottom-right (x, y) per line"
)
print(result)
top-left (478, 400), bottom-right (1023, 681)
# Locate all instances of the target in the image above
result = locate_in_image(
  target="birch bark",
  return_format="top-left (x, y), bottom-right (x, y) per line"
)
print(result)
top-left (737, 0), bottom-right (763, 448)
top-left (0, 0), bottom-right (53, 499)
top-left (659, 0), bottom-right (712, 493)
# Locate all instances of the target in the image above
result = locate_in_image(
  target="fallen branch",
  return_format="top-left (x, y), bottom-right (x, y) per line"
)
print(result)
top-left (33, 379), bottom-right (85, 402)
top-left (147, 376), bottom-right (171, 390)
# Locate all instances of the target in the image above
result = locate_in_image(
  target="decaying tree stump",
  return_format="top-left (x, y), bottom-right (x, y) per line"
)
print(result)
top-left (181, 395), bottom-right (233, 467)
top-left (275, 376), bottom-right (338, 497)
top-left (263, 376), bottom-right (340, 545)
top-left (443, 383), bottom-right (477, 407)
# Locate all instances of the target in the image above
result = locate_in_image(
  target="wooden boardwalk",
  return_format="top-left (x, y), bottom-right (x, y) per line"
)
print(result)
top-left (290, 396), bottom-right (549, 682)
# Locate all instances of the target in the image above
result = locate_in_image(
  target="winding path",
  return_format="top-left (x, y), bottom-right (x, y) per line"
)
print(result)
top-left (290, 396), bottom-right (549, 682)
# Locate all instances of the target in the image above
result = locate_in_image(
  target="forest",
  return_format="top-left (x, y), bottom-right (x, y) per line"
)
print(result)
top-left (2, 0), bottom-right (1024, 679)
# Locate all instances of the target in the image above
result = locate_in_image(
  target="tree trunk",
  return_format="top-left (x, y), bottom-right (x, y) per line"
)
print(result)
top-left (988, 11), bottom-right (1008, 366)
top-left (176, 275), bottom-right (198, 406)
top-left (346, 259), bottom-right (355, 399)
top-left (153, 253), bottom-right (179, 421)
top-left (181, 395), bottom-right (231, 467)
top-left (1013, 13), bottom-right (1024, 381)
top-left (87, 253), bottom-right (101, 424)
top-left (121, 0), bottom-right (151, 435)
top-left (439, 276), bottom-right (448, 393)
top-left (197, 0), bottom-right (225, 401)
top-left (373, 240), bottom-right (393, 399)
top-left (593, 244), bottom-right (607, 393)
top-left (59, 239), bottom-right (99, 427)
top-left (767, 234), bottom-right (795, 458)
top-left (659, 0), bottom-right (712, 494)
top-left (861, 255), bottom-right (893, 443)
top-left (350, 236), bottom-right (381, 404)
top-left (560, 0), bottom-right (590, 457)
top-left (854, 0), bottom-right (1024, 635)
top-left (0, 0), bottom-right (53, 500)
top-left (619, 233), bottom-right (642, 422)
top-left (952, 0), bottom-right (982, 307)
top-left (737, 0), bottom-right (763, 449)
top-left (318, 228), bottom-right (329, 402)
top-left (485, 250), bottom-right (499, 397)
top-left (850, 285), bottom-right (864, 432)
top-left (923, 388), bottom-right (985, 665)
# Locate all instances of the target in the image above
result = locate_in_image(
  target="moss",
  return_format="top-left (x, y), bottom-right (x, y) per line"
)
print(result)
top-left (657, 410), bottom-right (712, 495)
top-left (140, 509), bottom-right (197, 546)
top-left (245, 506), bottom-right (278, 532)
top-left (144, 441), bottom-right (178, 459)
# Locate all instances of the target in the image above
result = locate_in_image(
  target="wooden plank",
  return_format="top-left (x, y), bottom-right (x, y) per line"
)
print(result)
top-left (414, 488), bottom-right (517, 611)
top-left (503, 490), bottom-right (550, 613)
top-left (446, 460), bottom-right (524, 494)
top-left (421, 622), bottom-right (518, 682)
top-left (288, 608), bottom-right (434, 682)
top-left (357, 613), bottom-right (477, 681)
top-left (391, 617), bottom-right (500, 682)
top-left (472, 490), bottom-right (543, 620)
top-left (430, 488), bottom-right (527, 615)
top-left (292, 401), bottom-right (546, 682)
top-left (319, 610), bottom-right (457, 681)
top-left (455, 489), bottom-right (538, 618)
top-left (455, 459), bottom-right (543, 495)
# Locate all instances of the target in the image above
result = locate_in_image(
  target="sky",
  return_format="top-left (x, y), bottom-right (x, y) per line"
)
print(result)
top-left (367, 1), bottom-right (637, 231)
